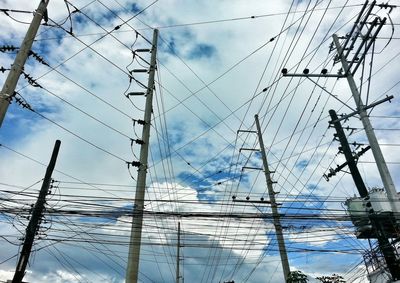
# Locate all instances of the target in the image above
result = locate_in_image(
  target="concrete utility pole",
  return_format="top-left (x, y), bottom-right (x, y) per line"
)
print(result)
top-left (0, 0), bottom-right (49, 127)
top-left (282, 3), bottom-right (398, 213)
top-left (125, 29), bottom-right (158, 283)
top-left (176, 222), bottom-right (181, 283)
top-left (332, 34), bottom-right (398, 213)
top-left (254, 114), bottom-right (290, 282)
top-left (12, 140), bottom-right (60, 283)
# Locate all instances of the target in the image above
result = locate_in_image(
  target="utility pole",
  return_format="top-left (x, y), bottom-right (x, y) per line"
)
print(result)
top-left (329, 110), bottom-right (400, 280)
top-left (125, 29), bottom-right (158, 283)
top-left (0, 0), bottom-right (49, 127)
top-left (279, 2), bottom-right (399, 280)
top-left (329, 110), bottom-right (369, 198)
top-left (281, 2), bottom-right (398, 213)
top-left (254, 114), bottom-right (290, 282)
top-left (331, 34), bottom-right (398, 213)
top-left (12, 140), bottom-right (60, 283)
top-left (176, 222), bottom-right (181, 283)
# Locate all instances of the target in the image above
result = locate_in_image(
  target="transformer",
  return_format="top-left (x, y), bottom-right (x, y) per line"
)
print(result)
top-left (345, 188), bottom-right (399, 238)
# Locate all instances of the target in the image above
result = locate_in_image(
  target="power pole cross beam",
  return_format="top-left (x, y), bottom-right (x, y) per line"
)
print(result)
top-left (0, 0), bottom-right (49, 127)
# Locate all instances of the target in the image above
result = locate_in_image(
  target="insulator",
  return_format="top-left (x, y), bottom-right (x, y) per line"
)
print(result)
top-left (127, 92), bottom-right (145, 96)
top-left (0, 45), bottom-right (17, 52)
top-left (134, 139), bottom-right (144, 145)
top-left (131, 161), bottom-right (141, 167)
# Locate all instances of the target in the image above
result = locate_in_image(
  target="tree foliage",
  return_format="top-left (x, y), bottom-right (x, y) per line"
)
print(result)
top-left (316, 274), bottom-right (345, 283)
top-left (287, 270), bottom-right (308, 283)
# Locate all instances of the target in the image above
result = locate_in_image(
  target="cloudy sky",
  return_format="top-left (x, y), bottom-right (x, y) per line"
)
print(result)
top-left (1, 0), bottom-right (400, 282)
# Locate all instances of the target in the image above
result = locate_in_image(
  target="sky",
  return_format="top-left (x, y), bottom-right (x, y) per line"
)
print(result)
top-left (1, 0), bottom-right (400, 282)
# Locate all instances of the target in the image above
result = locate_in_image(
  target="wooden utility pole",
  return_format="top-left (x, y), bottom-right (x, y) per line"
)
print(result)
top-left (254, 114), bottom-right (290, 282)
top-left (0, 0), bottom-right (49, 127)
top-left (125, 29), bottom-right (158, 283)
top-left (12, 140), bottom-right (60, 283)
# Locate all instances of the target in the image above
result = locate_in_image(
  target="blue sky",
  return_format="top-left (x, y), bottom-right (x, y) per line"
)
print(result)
top-left (0, 0), bottom-right (400, 282)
